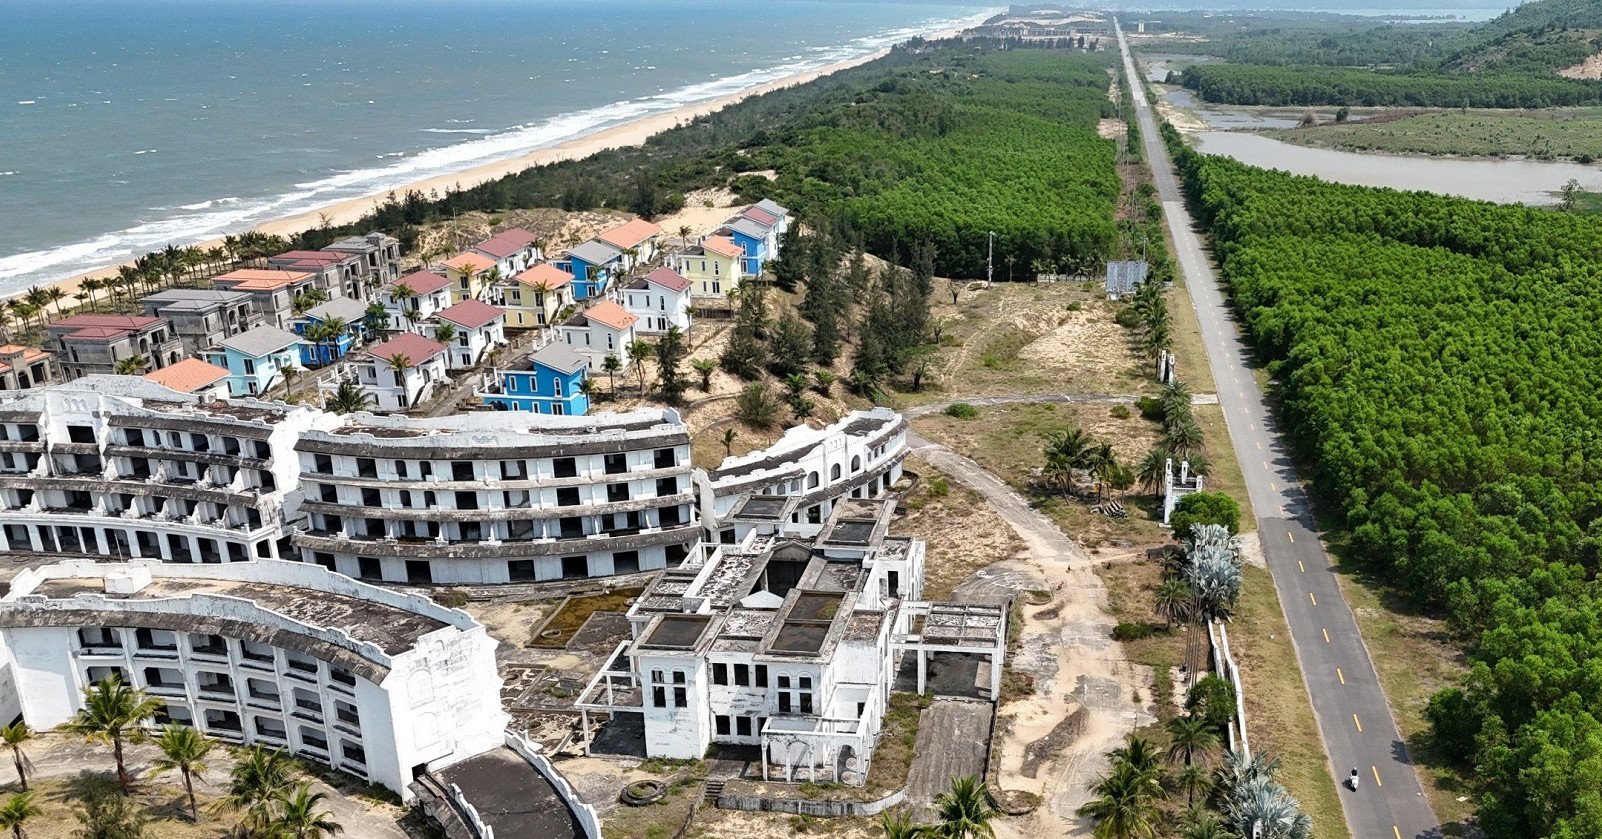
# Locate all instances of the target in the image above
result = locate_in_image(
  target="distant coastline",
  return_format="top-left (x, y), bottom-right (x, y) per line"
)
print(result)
top-left (15, 11), bottom-right (994, 307)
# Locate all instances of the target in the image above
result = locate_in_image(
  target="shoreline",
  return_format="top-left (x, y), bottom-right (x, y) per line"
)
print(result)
top-left (34, 18), bottom-right (984, 308)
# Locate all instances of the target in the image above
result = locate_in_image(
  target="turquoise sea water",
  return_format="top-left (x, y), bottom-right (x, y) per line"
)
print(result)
top-left (0, 0), bottom-right (992, 295)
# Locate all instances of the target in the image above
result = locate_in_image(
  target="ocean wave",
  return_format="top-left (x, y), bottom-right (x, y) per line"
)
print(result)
top-left (0, 7), bottom-right (999, 296)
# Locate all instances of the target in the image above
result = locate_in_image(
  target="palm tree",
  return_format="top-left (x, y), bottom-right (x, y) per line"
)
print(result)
top-left (1077, 762), bottom-right (1160, 839)
top-left (1160, 380), bottom-right (1192, 420)
top-left (385, 353), bottom-right (414, 388)
top-left (44, 287), bottom-right (65, 317)
top-left (1174, 762), bottom-right (1213, 807)
top-left (627, 341), bottom-right (653, 391)
top-left (0, 792), bottom-right (39, 839)
top-left (721, 427), bottom-right (738, 458)
top-left (0, 723), bottom-right (32, 791)
top-left (1109, 734), bottom-right (1165, 788)
top-left (1165, 418), bottom-right (1204, 457)
top-left (677, 225), bottom-right (693, 247)
top-left (1042, 427), bottom-right (1094, 496)
top-left (150, 724), bottom-right (213, 822)
top-left (433, 322), bottom-right (456, 345)
top-left (880, 809), bottom-right (925, 839)
top-left (1165, 714), bottom-right (1220, 767)
top-left (1153, 577), bottom-right (1192, 630)
top-left (60, 676), bottom-right (165, 793)
top-left (325, 381), bottom-right (375, 415)
top-left (220, 745), bottom-right (295, 836)
top-left (272, 784), bottom-right (343, 839)
top-left (362, 302), bottom-right (390, 335)
top-left (691, 358), bottom-right (717, 391)
top-left (317, 317), bottom-right (349, 366)
top-left (1135, 448), bottom-right (1168, 497)
top-left (602, 355), bottom-right (623, 395)
top-left (577, 378), bottom-right (600, 408)
top-left (81, 277), bottom-right (104, 312)
top-left (931, 775), bottom-right (994, 839)
top-left (113, 356), bottom-right (149, 376)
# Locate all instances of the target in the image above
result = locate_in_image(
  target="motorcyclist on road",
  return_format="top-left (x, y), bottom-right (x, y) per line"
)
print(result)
top-left (1349, 767), bottom-right (1360, 790)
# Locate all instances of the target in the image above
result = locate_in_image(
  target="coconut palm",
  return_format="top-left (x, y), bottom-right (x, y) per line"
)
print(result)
top-left (1109, 734), bottom-right (1165, 788)
top-left (602, 355), bottom-right (623, 395)
top-left (271, 784), bottom-right (342, 839)
top-left (150, 724), bottom-right (213, 822)
top-left (627, 341), bottom-right (653, 391)
top-left (317, 317), bottom-right (348, 366)
top-left (1077, 761), bottom-right (1161, 839)
top-left (1153, 577), bottom-right (1192, 630)
top-left (1041, 427), bottom-right (1094, 496)
top-left (1165, 714), bottom-right (1220, 767)
top-left (0, 723), bottom-right (32, 791)
top-left (0, 791), bottom-right (39, 839)
top-left (1174, 762), bottom-right (1213, 807)
top-left (324, 381), bottom-right (373, 415)
top-left (219, 745), bottom-right (295, 836)
top-left (930, 775), bottom-right (994, 839)
top-left (113, 356), bottom-right (149, 376)
top-left (577, 378), bottom-right (601, 407)
top-left (691, 358), bottom-right (717, 391)
top-left (880, 808), bottom-right (925, 839)
top-left (60, 676), bottom-right (165, 793)
top-left (80, 277), bottom-right (105, 312)
top-left (721, 427), bottom-right (738, 458)
top-left (385, 353), bottom-right (414, 388)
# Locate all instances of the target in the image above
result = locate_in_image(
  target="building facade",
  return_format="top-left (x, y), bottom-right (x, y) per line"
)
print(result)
top-left (290, 408), bottom-right (697, 585)
top-left (430, 300), bottom-right (506, 371)
top-left (497, 264), bottom-right (574, 330)
top-left (210, 326), bottom-right (303, 398)
top-left (0, 346), bottom-right (55, 392)
top-left (557, 301), bottom-right (639, 374)
top-left (343, 333), bottom-right (449, 413)
top-left (674, 237), bottom-right (744, 299)
top-left (381, 271), bottom-right (454, 334)
top-left (0, 377), bottom-right (335, 563)
top-left (470, 228), bottom-right (543, 279)
top-left (142, 289), bottom-right (262, 357)
top-left (481, 343), bottom-right (590, 416)
top-left (0, 558), bottom-right (506, 800)
top-left (47, 316), bottom-right (183, 380)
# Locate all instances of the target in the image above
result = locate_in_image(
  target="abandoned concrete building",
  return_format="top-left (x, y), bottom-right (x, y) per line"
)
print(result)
top-left (697, 407), bottom-right (908, 541)
top-left (291, 408), bottom-right (700, 585)
top-left (0, 558), bottom-right (506, 799)
top-left (576, 498), bottom-right (1008, 785)
top-left (0, 377), bottom-right (337, 563)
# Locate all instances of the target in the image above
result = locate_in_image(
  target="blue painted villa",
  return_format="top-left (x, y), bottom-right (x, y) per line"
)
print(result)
top-left (483, 342), bottom-right (591, 416)
top-left (208, 325), bottom-right (302, 398)
top-left (558, 239), bottom-right (624, 300)
top-left (292, 297), bottom-right (369, 367)
top-left (721, 217), bottom-right (774, 276)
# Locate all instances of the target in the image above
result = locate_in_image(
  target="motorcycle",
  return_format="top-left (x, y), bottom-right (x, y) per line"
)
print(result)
top-left (1348, 768), bottom-right (1360, 791)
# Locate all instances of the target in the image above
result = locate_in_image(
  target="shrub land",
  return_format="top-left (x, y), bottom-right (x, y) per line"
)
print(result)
top-left (1169, 121), bottom-right (1602, 837)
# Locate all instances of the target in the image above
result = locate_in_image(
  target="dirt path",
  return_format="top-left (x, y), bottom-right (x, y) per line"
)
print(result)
top-left (907, 430), bottom-right (1153, 836)
top-left (903, 391), bottom-right (1216, 420)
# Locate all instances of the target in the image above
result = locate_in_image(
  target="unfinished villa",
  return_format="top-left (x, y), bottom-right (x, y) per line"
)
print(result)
top-left (575, 497), bottom-right (1007, 785)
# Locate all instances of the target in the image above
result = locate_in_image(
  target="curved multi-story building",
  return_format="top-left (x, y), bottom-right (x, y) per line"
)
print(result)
top-left (697, 408), bottom-right (909, 542)
top-left (292, 409), bottom-right (698, 585)
top-left (0, 377), bottom-right (336, 564)
top-left (0, 558), bottom-right (506, 799)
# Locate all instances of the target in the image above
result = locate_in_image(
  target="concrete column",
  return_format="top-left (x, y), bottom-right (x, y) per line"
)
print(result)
top-left (917, 649), bottom-right (927, 695)
top-left (25, 525), bottom-right (41, 553)
top-left (93, 528), bottom-right (109, 556)
top-left (991, 647), bottom-right (1003, 701)
top-left (0, 526), bottom-right (9, 552)
top-left (158, 533), bottom-right (173, 561)
top-left (580, 710), bottom-right (591, 757)
top-left (187, 536), bottom-right (202, 563)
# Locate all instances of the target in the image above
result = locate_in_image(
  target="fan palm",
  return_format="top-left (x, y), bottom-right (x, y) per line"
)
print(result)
top-left (60, 676), bottom-right (165, 792)
top-left (0, 723), bottom-right (32, 791)
top-left (150, 724), bottom-right (213, 822)
top-left (272, 784), bottom-right (343, 839)
top-left (930, 775), bottom-right (994, 839)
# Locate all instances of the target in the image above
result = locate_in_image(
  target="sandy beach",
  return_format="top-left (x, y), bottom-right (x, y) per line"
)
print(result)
top-left (40, 19), bottom-right (981, 307)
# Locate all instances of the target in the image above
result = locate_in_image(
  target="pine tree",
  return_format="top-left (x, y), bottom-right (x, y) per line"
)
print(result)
top-left (767, 310), bottom-right (812, 378)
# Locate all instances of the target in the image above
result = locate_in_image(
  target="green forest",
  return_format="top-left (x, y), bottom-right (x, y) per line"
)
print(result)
top-left (302, 44), bottom-right (1120, 280)
top-left (1165, 121), bottom-right (1602, 837)
top-left (1164, 0), bottom-right (1602, 108)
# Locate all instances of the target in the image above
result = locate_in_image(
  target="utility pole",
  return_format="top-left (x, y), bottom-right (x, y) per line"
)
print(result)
top-left (987, 231), bottom-right (996, 286)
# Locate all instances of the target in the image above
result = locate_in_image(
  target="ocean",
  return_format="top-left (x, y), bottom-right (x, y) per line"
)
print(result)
top-left (0, 0), bottom-right (993, 296)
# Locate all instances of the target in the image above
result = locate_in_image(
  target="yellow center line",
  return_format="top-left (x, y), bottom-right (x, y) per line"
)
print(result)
top-left (1322, 627), bottom-right (1330, 643)
top-left (1262, 460), bottom-right (1268, 470)
top-left (1394, 827), bottom-right (1403, 839)
top-left (1337, 668), bottom-right (1345, 684)
top-left (1309, 592), bottom-right (1317, 606)
top-left (1372, 765), bottom-right (1383, 787)
top-left (1298, 560), bottom-right (1305, 572)
top-left (1256, 441), bottom-right (1262, 450)
top-left (1249, 423), bottom-right (1255, 431)
top-left (1353, 713), bottom-right (1363, 732)
top-left (1288, 532), bottom-right (1295, 544)
top-left (1270, 482), bottom-right (1277, 492)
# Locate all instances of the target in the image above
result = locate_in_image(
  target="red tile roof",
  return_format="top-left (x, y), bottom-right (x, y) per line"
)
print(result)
top-left (213, 269), bottom-right (313, 291)
top-left (143, 358), bottom-right (228, 393)
top-left (50, 315), bottom-right (165, 341)
top-left (442, 252), bottom-right (496, 274)
top-left (581, 300), bottom-right (638, 331)
top-left (271, 250), bottom-right (353, 265)
top-left (436, 299), bottom-right (505, 330)
top-left (392, 270), bottom-right (452, 296)
top-left (643, 267), bottom-right (692, 293)
top-left (515, 264), bottom-right (573, 289)
top-left (597, 218), bottom-right (663, 250)
top-left (367, 333), bottom-right (447, 366)
top-left (473, 228), bottom-right (540, 259)
top-left (701, 236), bottom-right (743, 259)
top-left (741, 206), bottom-right (779, 226)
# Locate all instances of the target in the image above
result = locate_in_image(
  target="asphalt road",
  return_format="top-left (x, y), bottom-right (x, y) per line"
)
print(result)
top-left (1114, 21), bottom-right (1441, 839)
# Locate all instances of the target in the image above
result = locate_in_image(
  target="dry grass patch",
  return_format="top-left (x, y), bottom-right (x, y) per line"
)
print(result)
top-left (1233, 565), bottom-right (1349, 839)
top-left (602, 762), bottom-right (708, 839)
top-left (530, 587), bottom-right (645, 648)
top-left (1193, 404), bottom-right (1254, 527)
top-left (687, 807), bottom-right (878, 839)
top-left (896, 456), bottom-right (1026, 600)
